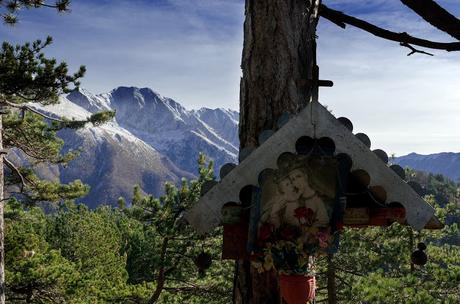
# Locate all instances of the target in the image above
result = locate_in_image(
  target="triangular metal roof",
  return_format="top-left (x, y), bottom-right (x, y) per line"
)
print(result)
top-left (185, 101), bottom-right (435, 233)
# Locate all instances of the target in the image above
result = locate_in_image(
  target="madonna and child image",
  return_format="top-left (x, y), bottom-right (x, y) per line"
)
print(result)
top-left (260, 155), bottom-right (337, 229)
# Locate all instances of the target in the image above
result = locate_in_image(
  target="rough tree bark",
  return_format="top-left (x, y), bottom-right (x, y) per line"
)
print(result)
top-left (236, 0), bottom-right (319, 303)
top-left (0, 112), bottom-right (5, 304)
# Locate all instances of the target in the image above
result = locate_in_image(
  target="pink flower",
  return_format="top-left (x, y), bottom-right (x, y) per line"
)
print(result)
top-left (317, 231), bottom-right (330, 248)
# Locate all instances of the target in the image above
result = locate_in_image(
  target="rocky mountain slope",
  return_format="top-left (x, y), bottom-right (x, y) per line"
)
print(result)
top-left (31, 86), bottom-right (458, 208)
top-left (33, 87), bottom-right (239, 208)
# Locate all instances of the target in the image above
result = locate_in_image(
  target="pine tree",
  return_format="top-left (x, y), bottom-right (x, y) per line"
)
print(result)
top-left (0, 37), bottom-right (114, 303)
top-left (120, 155), bottom-right (233, 303)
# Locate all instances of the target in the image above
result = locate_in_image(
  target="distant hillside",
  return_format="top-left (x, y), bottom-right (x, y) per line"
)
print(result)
top-left (394, 152), bottom-right (460, 182)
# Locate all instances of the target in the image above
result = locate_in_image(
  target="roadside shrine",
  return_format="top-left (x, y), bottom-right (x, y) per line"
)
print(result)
top-left (185, 100), bottom-right (442, 304)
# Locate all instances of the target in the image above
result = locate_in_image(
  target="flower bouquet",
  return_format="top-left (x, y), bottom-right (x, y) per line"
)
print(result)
top-left (252, 207), bottom-right (335, 304)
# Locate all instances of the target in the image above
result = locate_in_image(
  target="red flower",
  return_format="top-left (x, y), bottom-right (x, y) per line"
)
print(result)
top-left (259, 223), bottom-right (274, 241)
top-left (280, 226), bottom-right (296, 240)
top-left (294, 207), bottom-right (315, 225)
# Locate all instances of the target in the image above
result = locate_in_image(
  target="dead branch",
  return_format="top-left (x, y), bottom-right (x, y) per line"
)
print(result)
top-left (400, 42), bottom-right (434, 56)
top-left (3, 157), bottom-right (27, 191)
top-left (401, 0), bottom-right (460, 41)
top-left (319, 4), bottom-right (460, 52)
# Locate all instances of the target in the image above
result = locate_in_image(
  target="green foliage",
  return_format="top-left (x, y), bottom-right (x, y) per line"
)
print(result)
top-left (5, 155), bottom-right (233, 303)
top-left (6, 150), bottom-right (458, 303)
top-left (313, 178), bottom-right (460, 303)
top-left (0, 37), bottom-right (84, 102)
top-left (120, 154), bottom-right (233, 303)
top-left (3, 111), bottom-right (78, 164)
top-left (0, 38), bottom-right (114, 205)
top-left (45, 203), bottom-right (135, 302)
top-left (4, 201), bottom-right (78, 303)
top-left (1, 1), bottom-right (71, 25)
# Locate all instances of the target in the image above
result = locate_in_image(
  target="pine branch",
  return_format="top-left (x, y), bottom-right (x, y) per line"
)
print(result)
top-left (0, 99), bottom-right (115, 129)
top-left (1, 100), bottom-right (67, 123)
top-left (3, 157), bottom-right (27, 191)
top-left (319, 4), bottom-right (460, 52)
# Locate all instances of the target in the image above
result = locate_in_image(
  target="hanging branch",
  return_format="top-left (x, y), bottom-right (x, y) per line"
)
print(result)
top-left (3, 158), bottom-right (28, 192)
top-left (400, 42), bottom-right (434, 56)
top-left (400, 0), bottom-right (460, 41)
top-left (319, 4), bottom-right (460, 52)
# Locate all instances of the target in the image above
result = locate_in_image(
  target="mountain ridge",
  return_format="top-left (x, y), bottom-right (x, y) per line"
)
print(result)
top-left (31, 86), bottom-right (238, 207)
top-left (30, 86), bottom-right (458, 208)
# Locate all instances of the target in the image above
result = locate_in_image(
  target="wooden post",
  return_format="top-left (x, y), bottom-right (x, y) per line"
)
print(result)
top-left (327, 253), bottom-right (337, 304)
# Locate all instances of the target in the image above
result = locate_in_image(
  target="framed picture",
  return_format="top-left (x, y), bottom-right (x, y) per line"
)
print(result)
top-left (259, 155), bottom-right (338, 231)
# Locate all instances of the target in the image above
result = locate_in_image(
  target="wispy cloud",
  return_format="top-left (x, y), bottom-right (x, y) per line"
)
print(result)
top-left (1, 0), bottom-right (459, 154)
top-left (318, 1), bottom-right (460, 154)
top-left (0, 0), bottom-right (244, 109)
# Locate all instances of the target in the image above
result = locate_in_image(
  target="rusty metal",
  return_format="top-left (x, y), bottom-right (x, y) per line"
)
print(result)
top-left (194, 252), bottom-right (212, 274)
top-left (296, 79), bottom-right (334, 87)
top-left (411, 243), bottom-right (428, 266)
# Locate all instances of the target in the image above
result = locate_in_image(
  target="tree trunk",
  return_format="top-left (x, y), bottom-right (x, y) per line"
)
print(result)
top-left (148, 237), bottom-right (169, 304)
top-left (236, 0), bottom-right (319, 303)
top-left (0, 112), bottom-right (5, 304)
top-left (327, 254), bottom-right (337, 304)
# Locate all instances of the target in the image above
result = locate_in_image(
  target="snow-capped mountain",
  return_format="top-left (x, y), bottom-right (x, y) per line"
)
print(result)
top-left (34, 87), bottom-right (239, 207)
top-left (28, 87), bottom-right (459, 207)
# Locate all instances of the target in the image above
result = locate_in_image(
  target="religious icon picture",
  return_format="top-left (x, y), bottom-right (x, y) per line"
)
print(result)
top-left (259, 154), bottom-right (338, 231)
top-left (250, 153), bottom-right (341, 277)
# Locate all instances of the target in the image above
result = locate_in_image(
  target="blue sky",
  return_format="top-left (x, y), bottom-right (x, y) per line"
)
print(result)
top-left (2, 0), bottom-right (460, 155)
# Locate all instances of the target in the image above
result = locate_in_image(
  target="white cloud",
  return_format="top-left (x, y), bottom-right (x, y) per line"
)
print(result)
top-left (2, 0), bottom-right (459, 154)
top-left (317, 10), bottom-right (460, 155)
